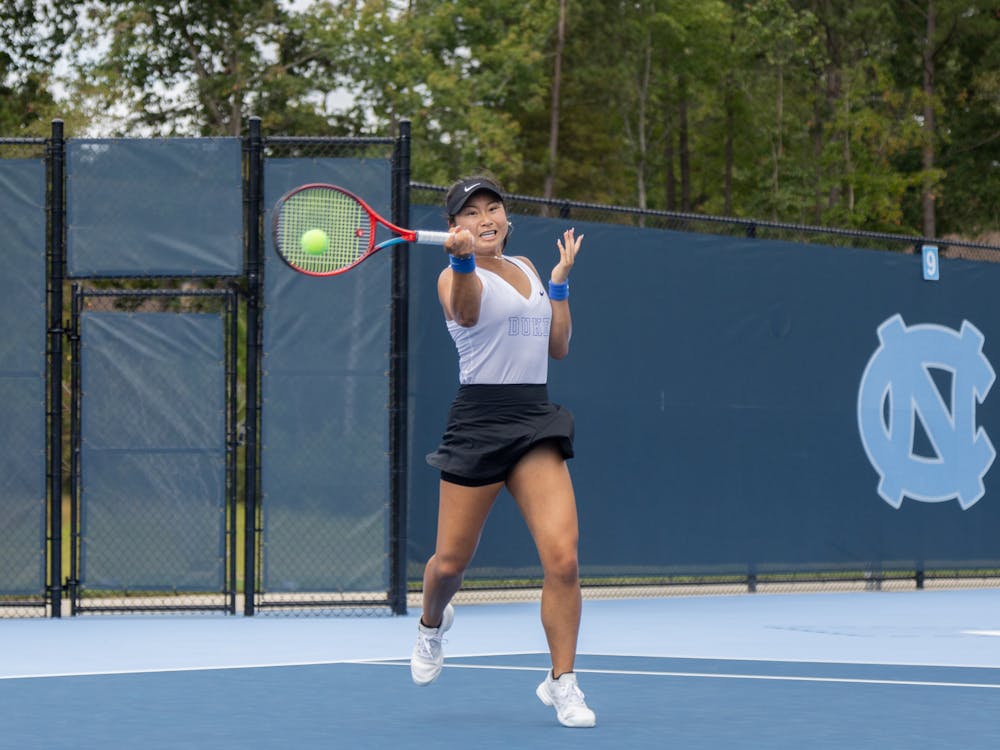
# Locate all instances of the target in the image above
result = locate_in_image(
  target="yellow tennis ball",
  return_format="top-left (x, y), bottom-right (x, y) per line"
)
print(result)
top-left (301, 228), bottom-right (329, 255)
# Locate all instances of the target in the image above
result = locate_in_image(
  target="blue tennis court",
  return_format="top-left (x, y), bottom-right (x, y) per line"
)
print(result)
top-left (3, 589), bottom-right (999, 749)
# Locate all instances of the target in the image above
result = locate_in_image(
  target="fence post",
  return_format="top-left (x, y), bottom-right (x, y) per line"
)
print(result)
top-left (68, 284), bottom-right (82, 614)
top-left (46, 119), bottom-right (65, 618)
top-left (389, 120), bottom-right (412, 615)
top-left (243, 116), bottom-right (263, 615)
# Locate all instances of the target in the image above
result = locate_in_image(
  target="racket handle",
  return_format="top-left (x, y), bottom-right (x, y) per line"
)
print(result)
top-left (414, 230), bottom-right (451, 246)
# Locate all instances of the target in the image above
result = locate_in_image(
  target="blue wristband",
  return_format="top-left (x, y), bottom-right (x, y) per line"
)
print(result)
top-left (449, 254), bottom-right (476, 273)
top-left (548, 280), bottom-right (569, 300)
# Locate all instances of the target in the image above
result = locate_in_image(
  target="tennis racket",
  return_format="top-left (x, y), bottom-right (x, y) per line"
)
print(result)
top-left (271, 183), bottom-right (451, 276)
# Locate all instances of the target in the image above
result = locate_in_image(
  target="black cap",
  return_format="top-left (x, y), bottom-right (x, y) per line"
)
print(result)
top-left (445, 177), bottom-right (504, 216)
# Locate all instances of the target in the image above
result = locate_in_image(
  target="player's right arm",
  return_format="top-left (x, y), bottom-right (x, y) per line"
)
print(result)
top-left (438, 228), bottom-right (483, 326)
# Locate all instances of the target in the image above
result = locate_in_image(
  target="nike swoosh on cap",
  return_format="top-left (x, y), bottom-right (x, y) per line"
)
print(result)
top-left (463, 182), bottom-right (482, 193)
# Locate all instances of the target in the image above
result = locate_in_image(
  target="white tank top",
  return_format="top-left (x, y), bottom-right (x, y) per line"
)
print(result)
top-left (446, 256), bottom-right (552, 384)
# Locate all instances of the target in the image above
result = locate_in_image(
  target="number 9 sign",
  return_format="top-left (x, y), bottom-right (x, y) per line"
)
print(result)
top-left (922, 244), bottom-right (939, 281)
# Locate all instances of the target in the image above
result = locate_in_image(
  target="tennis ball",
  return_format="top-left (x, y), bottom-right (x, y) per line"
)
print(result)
top-left (301, 228), bottom-right (329, 255)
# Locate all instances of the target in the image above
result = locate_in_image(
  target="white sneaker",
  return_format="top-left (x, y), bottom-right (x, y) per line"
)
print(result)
top-left (536, 671), bottom-right (597, 727)
top-left (410, 604), bottom-right (455, 686)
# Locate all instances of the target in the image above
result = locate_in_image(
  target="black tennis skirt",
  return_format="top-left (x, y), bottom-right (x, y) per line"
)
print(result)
top-left (426, 384), bottom-right (575, 487)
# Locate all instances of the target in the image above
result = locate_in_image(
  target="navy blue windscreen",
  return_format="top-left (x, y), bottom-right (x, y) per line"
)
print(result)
top-left (0, 159), bottom-right (47, 594)
top-left (79, 312), bottom-right (226, 591)
top-left (407, 206), bottom-right (1000, 579)
top-left (66, 139), bottom-right (243, 277)
top-left (260, 159), bottom-right (391, 593)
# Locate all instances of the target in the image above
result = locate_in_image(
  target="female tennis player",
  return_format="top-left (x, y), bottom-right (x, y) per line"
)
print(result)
top-left (410, 175), bottom-right (595, 728)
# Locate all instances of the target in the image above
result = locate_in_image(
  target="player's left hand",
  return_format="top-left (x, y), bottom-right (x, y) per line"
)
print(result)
top-left (551, 228), bottom-right (583, 284)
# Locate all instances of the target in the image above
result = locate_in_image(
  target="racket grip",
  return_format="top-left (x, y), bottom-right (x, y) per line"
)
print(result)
top-left (414, 230), bottom-right (451, 246)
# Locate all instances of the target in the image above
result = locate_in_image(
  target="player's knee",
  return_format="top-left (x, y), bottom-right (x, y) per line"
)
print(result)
top-left (432, 553), bottom-right (470, 581)
top-left (544, 550), bottom-right (579, 586)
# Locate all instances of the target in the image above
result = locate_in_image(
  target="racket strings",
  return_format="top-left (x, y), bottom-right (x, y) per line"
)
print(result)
top-left (277, 188), bottom-right (370, 274)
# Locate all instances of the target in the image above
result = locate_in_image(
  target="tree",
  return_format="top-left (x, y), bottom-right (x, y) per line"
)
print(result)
top-left (738, 0), bottom-right (824, 220)
top-left (535, 0), bottom-right (636, 203)
top-left (652, 0), bottom-right (731, 213)
top-left (347, 0), bottom-right (558, 188)
top-left (806, 0), bottom-right (924, 231)
top-left (890, 0), bottom-right (997, 237)
top-left (64, 0), bottom-right (355, 136)
top-left (6, 0), bottom-right (993, 239)
top-left (542, 0), bottom-right (567, 206)
top-left (612, 1), bottom-right (658, 210)
top-left (0, 1), bottom-right (82, 133)
top-left (916, 1), bottom-right (1000, 237)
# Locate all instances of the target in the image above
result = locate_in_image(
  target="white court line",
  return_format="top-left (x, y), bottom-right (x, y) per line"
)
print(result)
top-left (7, 650), bottom-right (1000, 689)
top-left (964, 630), bottom-right (1000, 637)
top-left (0, 659), bottom-right (362, 682)
top-left (358, 661), bottom-right (1000, 689)
top-left (567, 667), bottom-right (1000, 690)
top-left (0, 650), bottom-right (548, 682)
top-left (574, 650), bottom-right (1000, 671)
top-left (370, 650), bottom-right (1000, 671)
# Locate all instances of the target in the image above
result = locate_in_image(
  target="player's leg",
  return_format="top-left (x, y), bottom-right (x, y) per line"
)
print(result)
top-left (420, 478), bottom-right (503, 626)
top-left (506, 442), bottom-right (595, 727)
top-left (411, 478), bottom-right (503, 686)
top-left (506, 442), bottom-right (582, 675)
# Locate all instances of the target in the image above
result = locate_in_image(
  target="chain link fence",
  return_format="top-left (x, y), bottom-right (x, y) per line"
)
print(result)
top-left (0, 137), bottom-right (50, 618)
top-left (409, 182), bottom-right (1000, 603)
top-left (249, 133), bottom-right (406, 615)
top-left (68, 288), bottom-right (238, 614)
top-left (4, 126), bottom-right (1000, 619)
top-left (3, 127), bottom-right (412, 618)
top-left (413, 182), bottom-right (1000, 260)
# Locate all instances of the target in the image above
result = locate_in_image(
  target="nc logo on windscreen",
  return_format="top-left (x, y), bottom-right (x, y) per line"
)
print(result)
top-left (857, 314), bottom-right (995, 509)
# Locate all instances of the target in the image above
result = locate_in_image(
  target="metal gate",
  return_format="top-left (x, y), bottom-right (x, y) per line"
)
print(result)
top-left (68, 287), bottom-right (238, 614)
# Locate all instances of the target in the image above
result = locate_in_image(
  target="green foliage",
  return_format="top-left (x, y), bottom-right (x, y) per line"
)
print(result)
top-left (884, 0), bottom-right (1000, 236)
top-left (0, 0), bottom-right (82, 134)
top-left (0, 0), bottom-right (995, 238)
top-left (63, 0), bottom-right (358, 136)
top-left (930, 3), bottom-right (1000, 236)
top-left (344, 0), bottom-right (557, 188)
